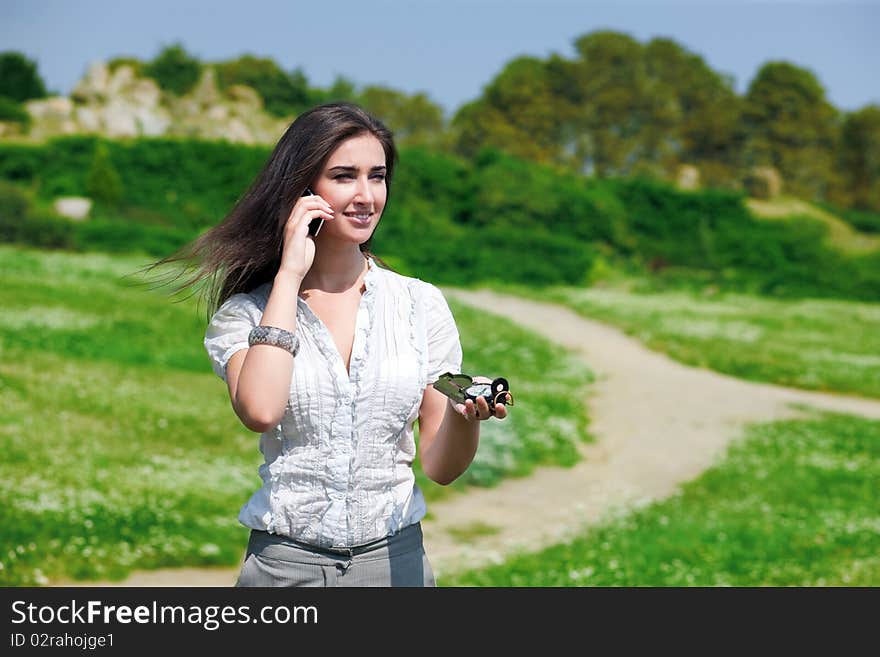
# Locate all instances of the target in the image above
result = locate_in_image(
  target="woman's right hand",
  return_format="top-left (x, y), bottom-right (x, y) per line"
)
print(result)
top-left (278, 193), bottom-right (335, 280)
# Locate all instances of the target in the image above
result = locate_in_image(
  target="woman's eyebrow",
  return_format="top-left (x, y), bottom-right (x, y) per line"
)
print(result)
top-left (328, 165), bottom-right (387, 173)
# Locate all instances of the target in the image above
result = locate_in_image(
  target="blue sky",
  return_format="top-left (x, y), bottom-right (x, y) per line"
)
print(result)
top-left (3, 0), bottom-right (878, 117)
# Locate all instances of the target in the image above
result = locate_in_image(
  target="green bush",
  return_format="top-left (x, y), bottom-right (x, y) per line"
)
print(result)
top-left (143, 43), bottom-right (202, 96)
top-left (0, 179), bottom-right (31, 240)
top-left (86, 143), bottom-right (124, 207)
top-left (0, 180), bottom-right (74, 248)
top-left (0, 177), bottom-right (192, 254)
top-left (374, 204), bottom-right (594, 287)
top-left (19, 208), bottom-right (76, 248)
top-left (0, 95), bottom-right (31, 128)
top-left (468, 151), bottom-right (626, 247)
top-left (0, 136), bottom-right (877, 298)
top-left (468, 225), bottom-right (596, 286)
top-left (0, 142), bottom-right (44, 181)
top-left (609, 178), bottom-right (748, 268)
top-left (72, 220), bottom-right (194, 257)
top-left (392, 145), bottom-right (474, 221)
top-left (0, 136), bottom-right (270, 229)
top-left (606, 177), bottom-right (880, 300)
top-left (37, 135), bottom-right (98, 196)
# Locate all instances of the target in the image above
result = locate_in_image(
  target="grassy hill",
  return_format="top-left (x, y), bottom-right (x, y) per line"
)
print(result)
top-left (746, 196), bottom-right (880, 255)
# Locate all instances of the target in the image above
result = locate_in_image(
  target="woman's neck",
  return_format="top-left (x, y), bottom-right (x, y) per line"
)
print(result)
top-left (300, 244), bottom-right (368, 294)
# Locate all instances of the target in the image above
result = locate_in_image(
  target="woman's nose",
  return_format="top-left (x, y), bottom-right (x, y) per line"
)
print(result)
top-left (353, 177), bottom-right (374, 205)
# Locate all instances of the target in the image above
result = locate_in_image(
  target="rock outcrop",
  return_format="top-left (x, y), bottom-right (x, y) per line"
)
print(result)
top-left (15, 61), bottom-right (290, 144)
top-left (743, 166), bottom-right (783, 199)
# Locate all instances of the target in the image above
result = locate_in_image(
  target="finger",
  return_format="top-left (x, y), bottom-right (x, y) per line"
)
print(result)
top-left (291, 209), bottom-right (333, 236)
top-left (299, 202), bottom-right (335, 221)
top-left (303, 197), bottom-right (334, 214)
top-left (476, 396), bottom-right (490, 418)
top-left (292, 199), bottom-right (334, 222)
top-left (494, 404), bottom-right (507, 420)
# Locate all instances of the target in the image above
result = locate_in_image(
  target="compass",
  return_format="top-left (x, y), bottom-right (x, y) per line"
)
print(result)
top-left (432, 372), bottom-right (514, 415)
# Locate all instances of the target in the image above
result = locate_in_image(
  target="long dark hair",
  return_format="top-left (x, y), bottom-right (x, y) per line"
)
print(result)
top-left (144, 102), bottom-right (397, 314)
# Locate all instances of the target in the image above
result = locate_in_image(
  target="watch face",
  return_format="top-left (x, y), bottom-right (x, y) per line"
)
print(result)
top-left (465, 383), bottom-right (492, 398)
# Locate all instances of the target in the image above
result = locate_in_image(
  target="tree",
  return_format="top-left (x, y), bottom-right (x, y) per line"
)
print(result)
top-left (0, 51), bottom-right (48, 102)
top-left (215, 55), bottom-right (310, 117)
top-left (310, 75), bottom-right (359, 106)
top-left (143, 43), bottom-right (202, 96)
top-left (741, 61), bottom-right (838, 199)
top-left (448, 31), bottom-right (747, 182)
top-left (565, 31), bottom-right (652, 177)
top-left (642, 38), bottom-right (743, 187)
top-left (441, 30), bottom-right (843, 199)
top-left (834, 105), bottom-right (880, 211)
top-left (451, 56), bottom-right (561, 164)
top-left (358, 86), bottom-right (445, 146)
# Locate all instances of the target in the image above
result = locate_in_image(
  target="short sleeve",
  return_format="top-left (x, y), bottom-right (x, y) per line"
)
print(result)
top-left (423, 282), bottom-right (463, 382)
top-left (204, 292), bottom-right (264, 381)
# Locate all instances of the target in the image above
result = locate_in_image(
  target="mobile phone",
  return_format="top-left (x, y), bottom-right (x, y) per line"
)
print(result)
top-left (302, 187), bottom-right (324, 237)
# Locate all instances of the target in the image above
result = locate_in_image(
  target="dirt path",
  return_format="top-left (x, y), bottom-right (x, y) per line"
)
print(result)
top-left (57, 289), bottom-right (880, 586)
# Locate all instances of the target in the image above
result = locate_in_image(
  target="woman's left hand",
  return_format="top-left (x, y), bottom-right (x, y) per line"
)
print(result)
top-left (448, 376), bottom-right (510, 421)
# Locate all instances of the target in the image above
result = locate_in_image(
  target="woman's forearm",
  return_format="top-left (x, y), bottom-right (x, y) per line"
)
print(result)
top-left (233, 271), bottom-right (302, 429)
top-left (421, 402), bottom-right (480, 486)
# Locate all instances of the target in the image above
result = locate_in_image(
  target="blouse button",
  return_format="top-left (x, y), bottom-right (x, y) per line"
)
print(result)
top-left (342, 396), bottom-right (352, 405)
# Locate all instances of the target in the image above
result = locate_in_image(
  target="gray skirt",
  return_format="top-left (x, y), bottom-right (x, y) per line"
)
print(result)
top-left (236, 522), bottom-right (435, 587)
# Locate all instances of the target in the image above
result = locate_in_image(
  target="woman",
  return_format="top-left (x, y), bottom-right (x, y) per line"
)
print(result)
top-left (176, 102), bottom-right (509, 586)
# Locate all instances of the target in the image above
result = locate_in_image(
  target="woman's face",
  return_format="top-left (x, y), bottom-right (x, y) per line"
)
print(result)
top-left (312, 132), bottom-right (387, 245)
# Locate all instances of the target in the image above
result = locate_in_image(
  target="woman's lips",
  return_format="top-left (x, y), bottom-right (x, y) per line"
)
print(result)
top-left (344, 212), bottom-right (373, 225)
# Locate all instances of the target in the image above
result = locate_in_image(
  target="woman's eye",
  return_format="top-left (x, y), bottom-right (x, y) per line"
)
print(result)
top-left (334, 174), bottom-right (354, 180)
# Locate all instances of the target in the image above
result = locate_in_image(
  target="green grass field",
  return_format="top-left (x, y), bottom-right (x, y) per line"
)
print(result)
top-left (443, 412), bottom-right (880, 586)
top-left (502, 284), bottom-right (880, 399)
top-left (0, 245), bottom-right (593, 585)
top-left (2, 245), bottom-right (877, 586)
top-left (439, 282), bottom-right (880, 586)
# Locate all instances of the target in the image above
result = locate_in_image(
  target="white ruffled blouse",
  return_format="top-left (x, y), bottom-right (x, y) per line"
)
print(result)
top-left (204, 256), bottom-right (462, 549)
